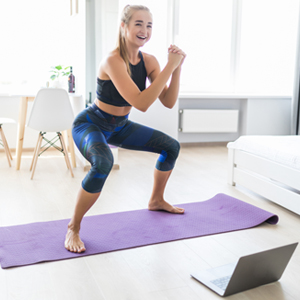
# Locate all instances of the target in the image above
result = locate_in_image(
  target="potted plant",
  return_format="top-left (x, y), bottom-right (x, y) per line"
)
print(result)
top-left (49, 65), bottom-right (70, 88)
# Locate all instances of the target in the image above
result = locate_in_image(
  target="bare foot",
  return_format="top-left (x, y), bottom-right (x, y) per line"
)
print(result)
top-left (65, 226), bottom-right (86, 253)
top-left (148, 198), bottom-right (185, 214)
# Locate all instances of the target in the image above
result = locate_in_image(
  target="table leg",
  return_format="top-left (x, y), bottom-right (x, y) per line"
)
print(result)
top-left (16, 97), bottom-right (29, 170)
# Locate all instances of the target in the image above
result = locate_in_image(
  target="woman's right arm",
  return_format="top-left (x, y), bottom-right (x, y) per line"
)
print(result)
top-left (102, 51), bottom-right (182, 112)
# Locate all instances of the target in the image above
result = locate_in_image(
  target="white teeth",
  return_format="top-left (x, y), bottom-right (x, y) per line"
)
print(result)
top-left (137, 36), bottom-right (146, 39)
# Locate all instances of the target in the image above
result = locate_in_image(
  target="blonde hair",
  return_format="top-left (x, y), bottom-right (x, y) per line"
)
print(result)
top-left (117, 5), bottom-right (151, 76)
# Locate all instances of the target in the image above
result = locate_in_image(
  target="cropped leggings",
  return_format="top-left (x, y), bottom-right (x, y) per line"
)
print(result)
top-left (72, 103), bottom-right (180, 193)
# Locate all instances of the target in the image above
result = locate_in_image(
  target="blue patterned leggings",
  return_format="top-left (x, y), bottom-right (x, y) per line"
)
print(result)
top-left (72, 103), bottom-right (180, 193)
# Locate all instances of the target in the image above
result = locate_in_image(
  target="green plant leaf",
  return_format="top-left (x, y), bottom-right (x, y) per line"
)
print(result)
top-left (49, 65), bottom-right (70, 79)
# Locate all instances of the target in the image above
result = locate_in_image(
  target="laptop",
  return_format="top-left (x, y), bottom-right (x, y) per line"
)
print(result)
top-left (191, 242), bottom-right (298, 297)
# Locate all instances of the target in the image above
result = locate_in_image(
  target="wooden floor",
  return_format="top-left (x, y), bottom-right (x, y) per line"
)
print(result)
top-left (0, 145), bottom-right (299, 300)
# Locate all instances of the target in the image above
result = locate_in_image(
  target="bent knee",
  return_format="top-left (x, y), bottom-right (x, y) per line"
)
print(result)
top-left (91, 152), bottom-right (114, 176)
top-left (169, 139), bottom-right (180, 160)
top-left (82, 152), bottom-right (114, 193)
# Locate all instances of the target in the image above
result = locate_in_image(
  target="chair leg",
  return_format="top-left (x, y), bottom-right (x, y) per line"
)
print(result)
top-left (0, 127), bottom-right (12, 167)
top-left (67, 129), bottom-right (76, 168)
top-left (60, 133), bottom-right (69, 170)
top-left (58, 132), bottom-right (74, 177)
top-left (31, 133), bottom-right (43, 180)
top-left (30, 133), bottom-right (42, 171)
top-left (1, 127), bottom-right (13, 161)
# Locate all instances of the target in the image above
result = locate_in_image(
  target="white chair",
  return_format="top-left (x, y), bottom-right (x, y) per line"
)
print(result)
top-left (0, 118), bottom-right (15, 167)
top-left (27, 88), bottom-right (75, 179)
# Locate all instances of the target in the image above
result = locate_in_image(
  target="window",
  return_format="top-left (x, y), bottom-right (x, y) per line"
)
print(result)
top-left (0, 0), bottom-right (71, 93)
top-left (237, 0), bottom-right (299, 94)
top-left (177, 0), bottom-right (299, 94)
top-left (176, 0), bottom-right (234, 93)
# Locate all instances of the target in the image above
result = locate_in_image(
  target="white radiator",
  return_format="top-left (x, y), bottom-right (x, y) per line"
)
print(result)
top-left (179, 109), bottom-right (239, 133)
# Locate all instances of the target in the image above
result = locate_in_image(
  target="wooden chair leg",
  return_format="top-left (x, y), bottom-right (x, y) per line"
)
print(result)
top-left (30, 133), bottom-right (42, 171)
top-left (59, 133), bottom-right (69, 170)
top-left (31, 133), bottom-right (43, 180)
top-left (1, 127), bottom-right (13, 161)
top-left (58, 132), bottom-right (74, 177)
top-left (0, 127), bottom-right (11, 167)
top-left (61, 131), bottom-right (69, 170)
top-left (67, 129), bottom-right (76, 168)
top-left (59, 133), bottom-right (70, 169)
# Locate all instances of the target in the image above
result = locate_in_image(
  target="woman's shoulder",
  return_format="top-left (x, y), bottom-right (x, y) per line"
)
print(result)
top-left (104, 49), bottom-right (124, 65)
top-left (98, 49), bottom-right (125, 79)
top-left (141, 51), bottom-right (158, 64)
top-left (101, 50), bottom-right (126, 70)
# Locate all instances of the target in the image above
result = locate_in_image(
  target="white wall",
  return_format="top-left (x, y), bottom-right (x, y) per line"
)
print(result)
top-left (85, 0), bottom-right (119, 103)
top-left (177, 95), bottom-right (292, 143)
top-left (245, 98), bottom-right (291, 135)
top-left (97, 0), bottom-right (119, 65)
top-left (86, 0), bottom-right (96, 103)
top-left (130, 99), bottom-right (179, 139)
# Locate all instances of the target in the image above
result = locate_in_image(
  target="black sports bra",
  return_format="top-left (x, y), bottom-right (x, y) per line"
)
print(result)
top-left (96, 51), bottom-right (147, 107)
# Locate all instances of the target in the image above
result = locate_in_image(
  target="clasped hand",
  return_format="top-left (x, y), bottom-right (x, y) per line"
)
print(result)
top-left (168, 45), bottom-right (186, 69)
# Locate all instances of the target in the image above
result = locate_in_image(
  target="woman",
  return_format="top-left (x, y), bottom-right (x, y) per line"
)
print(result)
top-left (65, 5), bottom-right (186, 253)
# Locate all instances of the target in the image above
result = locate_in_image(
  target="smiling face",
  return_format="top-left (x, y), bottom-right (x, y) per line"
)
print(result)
top-left (123, 10), bottom-right (153, 48)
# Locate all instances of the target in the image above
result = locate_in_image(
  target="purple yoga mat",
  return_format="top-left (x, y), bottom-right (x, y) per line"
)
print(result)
top-left (0, 193), bottom-right (278, 269)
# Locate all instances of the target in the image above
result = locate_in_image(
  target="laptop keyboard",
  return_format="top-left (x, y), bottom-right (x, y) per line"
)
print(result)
top-left (211, 275), bottom-right (231, 290)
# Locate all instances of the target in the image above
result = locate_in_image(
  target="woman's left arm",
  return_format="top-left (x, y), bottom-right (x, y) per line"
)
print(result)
top-left (147, 45), bottom-right (186, 109)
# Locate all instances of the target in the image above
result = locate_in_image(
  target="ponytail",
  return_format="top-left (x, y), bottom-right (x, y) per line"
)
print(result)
top-left (116, 5), bottom-right (151, 77)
